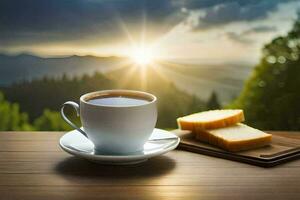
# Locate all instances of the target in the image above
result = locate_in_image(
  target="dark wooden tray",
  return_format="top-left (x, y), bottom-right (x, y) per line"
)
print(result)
top-left (173, 129), bottom-right (300, 167)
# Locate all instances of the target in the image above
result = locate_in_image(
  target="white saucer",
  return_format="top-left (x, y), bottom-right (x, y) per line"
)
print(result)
top-left (59, 128), bottom-right (180, 165)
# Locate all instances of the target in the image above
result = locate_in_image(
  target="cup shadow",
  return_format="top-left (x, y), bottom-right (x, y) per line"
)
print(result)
top-left (55, 155), bottom-right (176, 179)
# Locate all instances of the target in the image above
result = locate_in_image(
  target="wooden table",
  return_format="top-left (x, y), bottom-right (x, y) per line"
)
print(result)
top-left (0, 131), bottom-right (299, 200)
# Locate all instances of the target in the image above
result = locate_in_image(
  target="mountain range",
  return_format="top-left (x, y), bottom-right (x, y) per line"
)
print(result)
top-left (0, 53), bottom-right (253, 104)
top-left (0, 53), bottom-right (126, 85)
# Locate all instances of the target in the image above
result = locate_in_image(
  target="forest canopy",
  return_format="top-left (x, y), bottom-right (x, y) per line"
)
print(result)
top-left (0, 70), bottom-right (208, 130)
top-left (230, 17), bottom-right (300, 130)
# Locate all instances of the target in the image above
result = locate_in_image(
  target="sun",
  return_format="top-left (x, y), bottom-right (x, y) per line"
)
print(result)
top-left (130, 46), bottom-right (155, 66)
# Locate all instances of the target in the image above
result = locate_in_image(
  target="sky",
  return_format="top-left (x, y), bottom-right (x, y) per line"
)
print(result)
top-left (0, 0), bottom-right (299, 64)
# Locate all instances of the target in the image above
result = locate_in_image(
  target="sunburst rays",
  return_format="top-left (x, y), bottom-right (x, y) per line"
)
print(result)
top-left (109, 9), bottom-right (171, 90)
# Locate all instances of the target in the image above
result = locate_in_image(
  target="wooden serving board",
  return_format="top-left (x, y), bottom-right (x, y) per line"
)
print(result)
top-left (173, 129), bottom-right (300, 167)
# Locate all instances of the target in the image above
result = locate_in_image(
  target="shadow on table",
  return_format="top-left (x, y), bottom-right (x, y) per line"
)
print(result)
top-left (55, 155), bottom-right (176, 179)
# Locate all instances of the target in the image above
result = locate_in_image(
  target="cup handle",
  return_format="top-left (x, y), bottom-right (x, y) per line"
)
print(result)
top-left (60, 101), bottom-right (88, 138)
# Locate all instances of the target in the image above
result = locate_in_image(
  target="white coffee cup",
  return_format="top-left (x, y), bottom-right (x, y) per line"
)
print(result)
top-left (61, 90), bottom-right (157, 154)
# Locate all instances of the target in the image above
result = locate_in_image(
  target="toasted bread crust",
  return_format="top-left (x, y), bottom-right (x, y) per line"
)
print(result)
top-left (222, 134), bottom-right (272, 152)
top-left (177, 110), bottom-right (245, 132)
top-left (193, 125), bottom-right (272, 152)
top-left (178, 110), bottom-right (271, 152)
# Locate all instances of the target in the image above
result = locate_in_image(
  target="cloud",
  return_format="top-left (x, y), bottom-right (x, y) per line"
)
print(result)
top-left (0, 0), bottom-right (182, 47)
top-left (226, 25), bottom-right (277, 44)
top-left (185, 0), bottom-right (295, 30)
top-left (0, 0), bottom-right (295, 53)
top-left (226, 32), bottom-right (252, 44)
top-left (243, 26), bottom-right (277, 35)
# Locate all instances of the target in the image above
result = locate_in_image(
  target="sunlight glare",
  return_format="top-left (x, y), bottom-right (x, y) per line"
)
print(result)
top-left (130, 46), bottom-right (155, 66)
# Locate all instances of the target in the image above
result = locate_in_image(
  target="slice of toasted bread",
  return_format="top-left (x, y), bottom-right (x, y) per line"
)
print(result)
top-left (195, 123), bottom-right (272, 152)
top-left (177, 109), bottom-right (244, 132)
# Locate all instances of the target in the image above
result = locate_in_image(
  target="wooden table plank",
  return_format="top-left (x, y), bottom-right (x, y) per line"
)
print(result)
top-left (0, 186), bottom-right (299, 200)
top-left (0, 155), bottom-right (300, 174)
top-left (0, 132), bottom-right (62, 141)
top-left (0, 131), bottom-right (299, 200)
top-left (1, 131), bottom-right (298, 140)
top-left (0, 150), bottom-right (300, 166)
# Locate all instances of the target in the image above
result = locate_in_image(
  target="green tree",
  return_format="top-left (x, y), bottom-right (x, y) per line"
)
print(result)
top-left (3, 68), bottom-right (206, 129)
top-left (33, 109), bottom-right (74, 131)
top-left (206, 91), bottom-right (221, 110)
top-left (0, 92), bottom-right (32, 131)
top-left (230, 16), bottom-right (300, 130)
top-left (1, 72), bottom-right (116, 121)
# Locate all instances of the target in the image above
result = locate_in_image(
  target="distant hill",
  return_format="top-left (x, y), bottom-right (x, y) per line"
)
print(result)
top-left (0, 53), bottom-right (127, 85)
top-left (1, 67), bottom-right (206, 128)
top-left (158, 60), bottom-right (253, 104)
top-left (0, 53), bottom-right (253, 103)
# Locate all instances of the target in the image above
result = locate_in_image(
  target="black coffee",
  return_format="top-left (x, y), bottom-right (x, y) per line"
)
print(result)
top-left (88, 96), bottom-right (149, 106)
